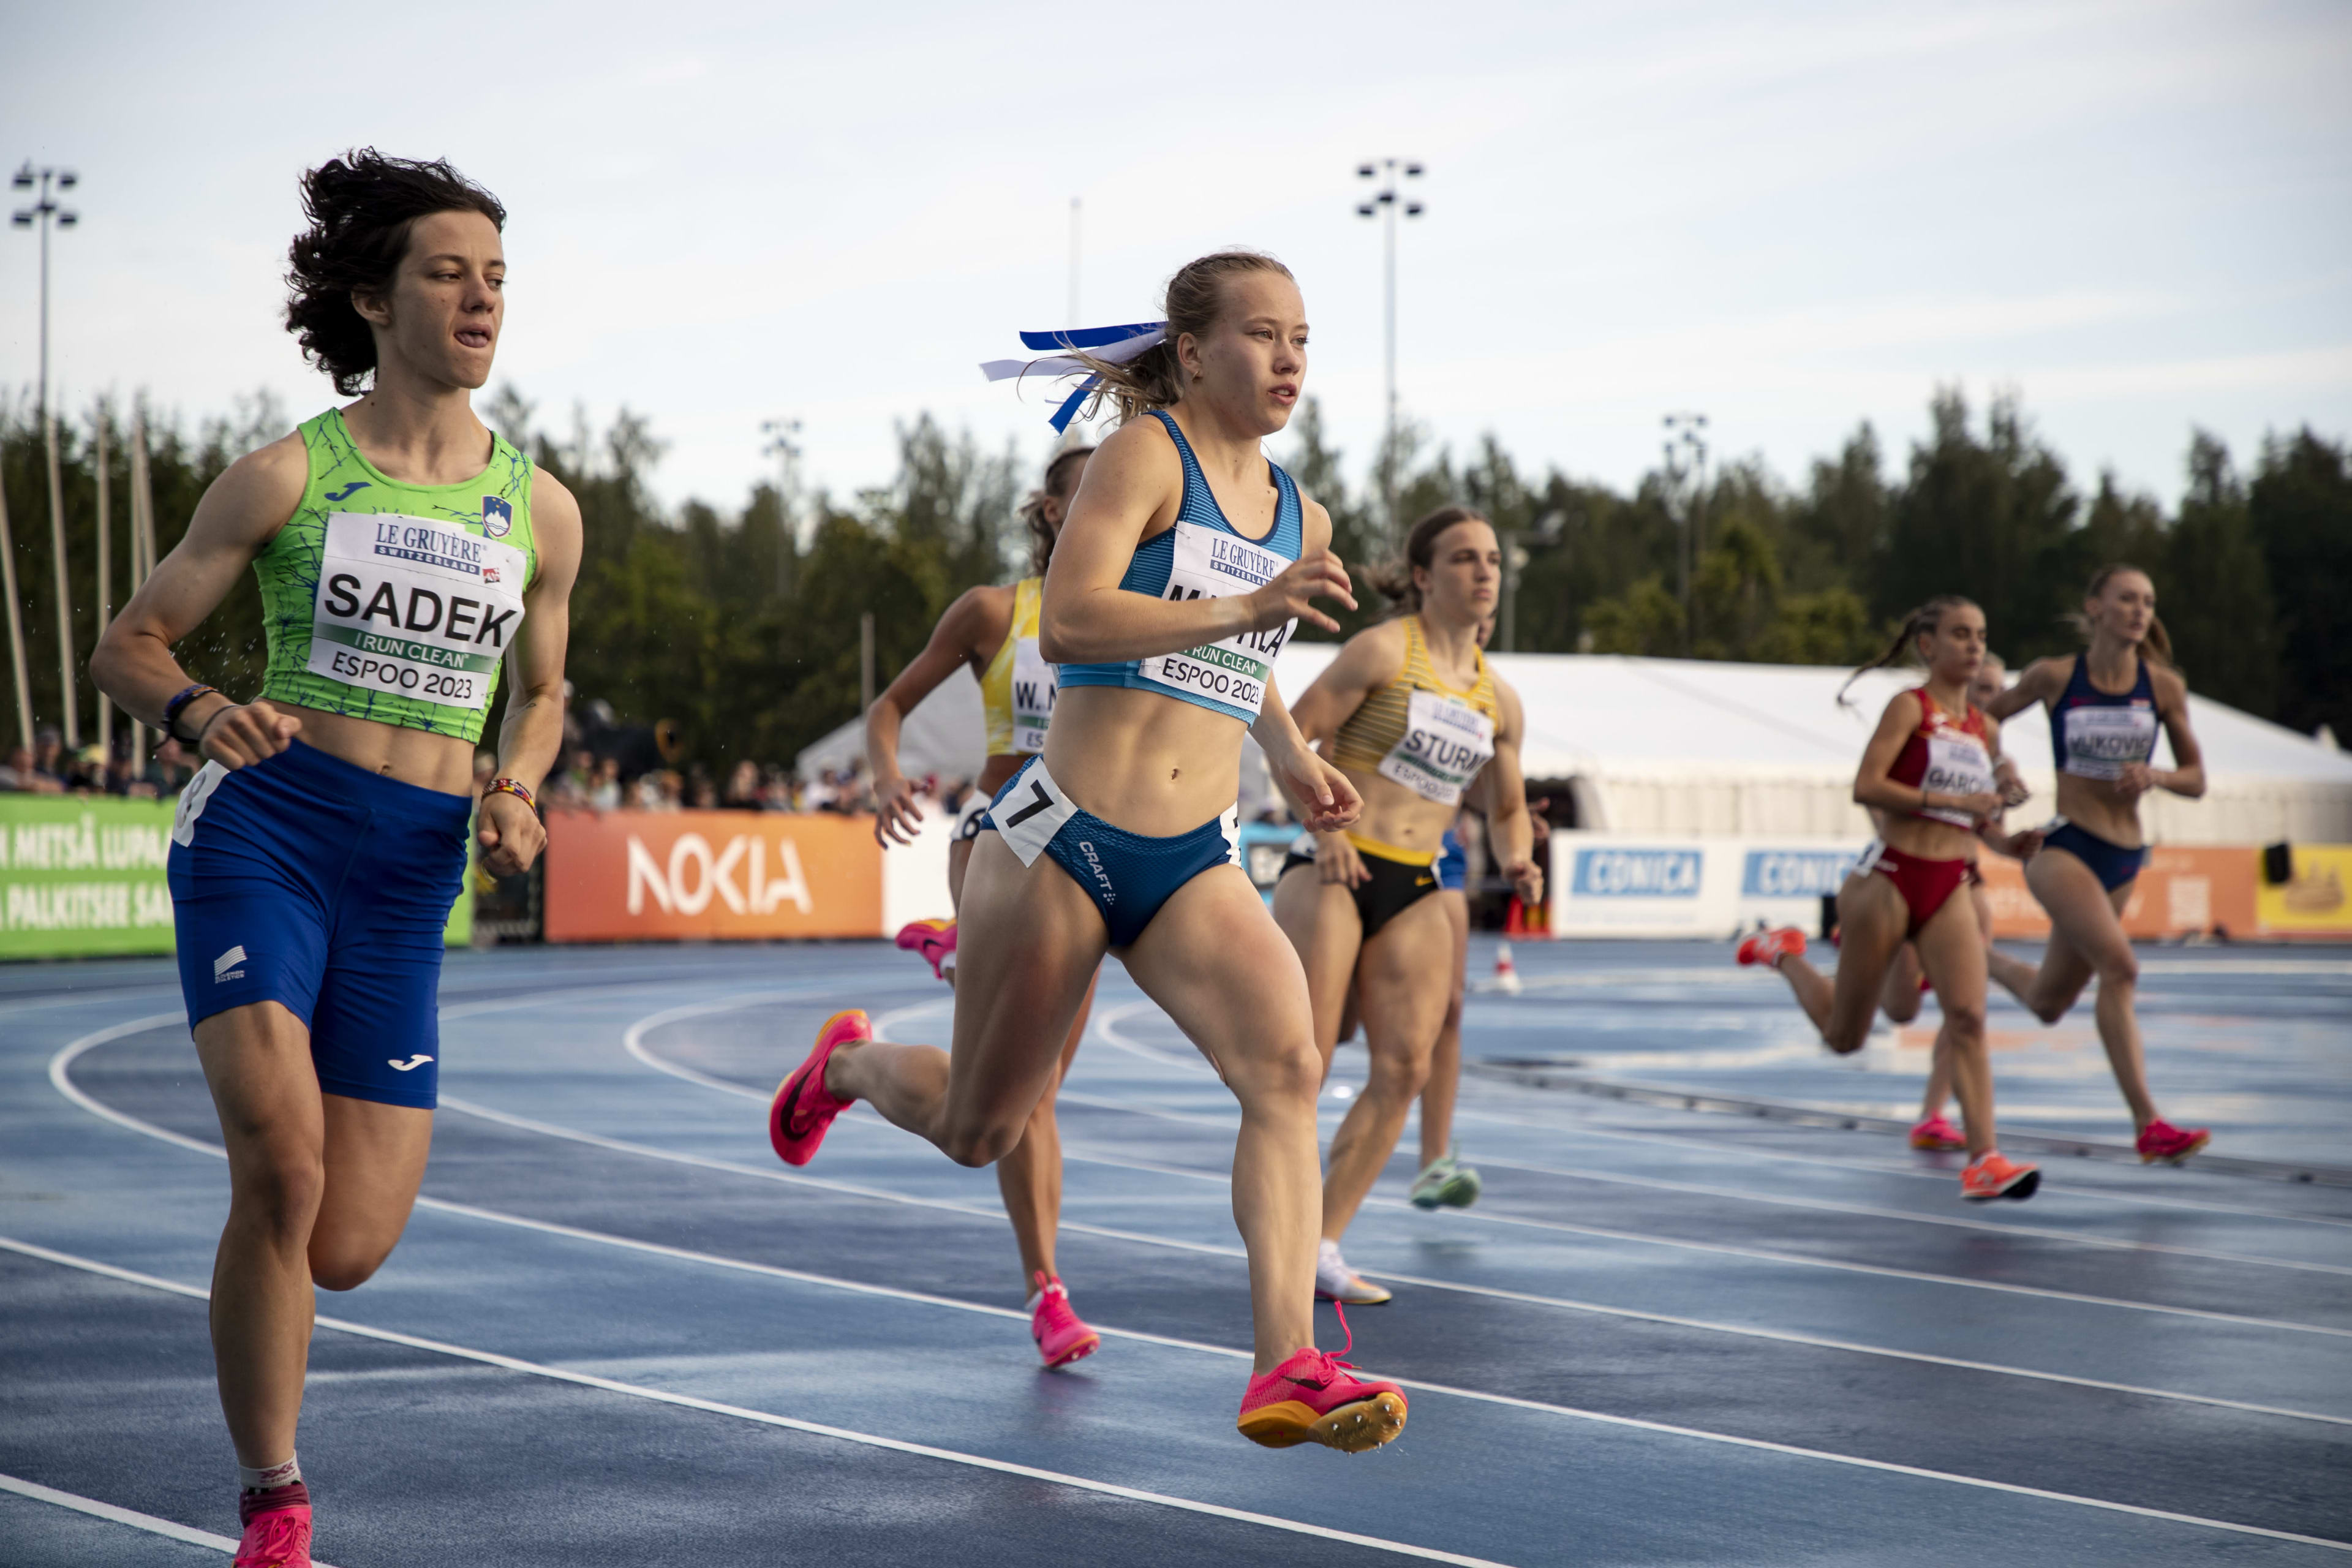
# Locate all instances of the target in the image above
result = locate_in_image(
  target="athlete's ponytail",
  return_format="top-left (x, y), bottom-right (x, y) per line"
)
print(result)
top-left (1075, 251), bottom-right (1295, 424)
top-left (285, 148), bottom-right (508, 394)
top-left (1373, 505), bottom-right (1490, 618)
top-left (1018, 443), bottom-right (1095, 574)
top-left (1839, 595), bottom-right (1977, 709)
top-left (2070, 563), bottom-right (2176, 670)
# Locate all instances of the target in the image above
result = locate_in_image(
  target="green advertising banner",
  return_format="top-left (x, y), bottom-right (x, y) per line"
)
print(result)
top-left (0, 793), bottom-right (476, 960)
top-left (0, 794), bottom-right (178, 959)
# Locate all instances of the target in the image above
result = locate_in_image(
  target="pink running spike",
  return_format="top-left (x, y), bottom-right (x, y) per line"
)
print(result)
top-left (894, 919), bottom-right (957, 982)
top-left (1030, 1272), bottom-right (1100, 1368)
top-left (233, 1496), bottom-right (312, 1567)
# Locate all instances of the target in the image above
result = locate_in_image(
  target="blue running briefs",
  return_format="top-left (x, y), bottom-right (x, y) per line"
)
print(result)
top-left (167, 740), bottom-right (472, 1109)
top-left (2041, 817), bottom-right (2148, 893)
top-left (980, 756), bottom-right (1238, 947)
top-left (1436, 827), bottom-right (1467, 892)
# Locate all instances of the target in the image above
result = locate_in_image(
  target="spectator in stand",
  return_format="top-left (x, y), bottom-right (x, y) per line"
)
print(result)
top-left (588, 757), bottom-right (623, 811)
top-left (143, 738), bottom-right (195, 798)
top-left (761, 766), bottom-right (799, 812)
top-left (723, 760), bottom-right (762, 809)
top-left (801, 769), bottom-right (837, 813)
top-left (31, 726), bottom-right (69, 789)
top-left (1, 744), bottom-right (62, 792)
top-left (104, 741), bottom-right (154, 799)
top-left (688, 769), bottom-right (718, 810)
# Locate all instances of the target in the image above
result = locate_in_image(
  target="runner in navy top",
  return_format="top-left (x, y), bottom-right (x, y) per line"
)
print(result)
top-left (1738, 597), bottom-right (2046, 1201)
top-left (1985, 564), bottom-right (2212, 1165)
top-left (768, 252), bottom-right (1410, 1452)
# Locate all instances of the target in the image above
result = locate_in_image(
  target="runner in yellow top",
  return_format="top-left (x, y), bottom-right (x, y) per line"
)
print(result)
top-left (91, 149), bottom-right (581, 1567)
top-left (1275, 505), bottom-right (1543, 1304)
top-left (864, 442), bottom-right (1103, 1366)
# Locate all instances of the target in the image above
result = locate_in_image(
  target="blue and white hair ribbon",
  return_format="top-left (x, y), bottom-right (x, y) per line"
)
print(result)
top-left (980, 322), bottom-right (1168, 432)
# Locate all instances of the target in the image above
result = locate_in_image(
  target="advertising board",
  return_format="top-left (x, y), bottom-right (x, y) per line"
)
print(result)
top-left (0, 796), bottom-right (177, 958)
top-left (542, 809), bottom-right (883, 941)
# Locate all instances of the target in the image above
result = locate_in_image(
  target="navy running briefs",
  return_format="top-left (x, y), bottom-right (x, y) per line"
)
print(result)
top-left (167, 740), bottom-right (471, 1109)
top-left (2041, 818), bottom-right (2149, 893)
top-left (979, 756), bottom-right (1238, 947)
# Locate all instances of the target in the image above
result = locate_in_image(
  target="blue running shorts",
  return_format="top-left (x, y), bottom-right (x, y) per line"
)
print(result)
top-left (981, 756), bottom-right (1239, 948)
top-left (1436, 827), bottom-right (1467, 892)
top-left (167, 740), bottom-right (472, 1109)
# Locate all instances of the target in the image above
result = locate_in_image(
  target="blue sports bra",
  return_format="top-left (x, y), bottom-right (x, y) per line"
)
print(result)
top-left (1057, 410), bottom-right (1304, 724)
top-left (2049, 654), bottom-right (2160, 780)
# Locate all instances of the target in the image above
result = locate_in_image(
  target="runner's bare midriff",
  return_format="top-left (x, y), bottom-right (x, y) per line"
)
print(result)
top-left (2051, 774), bottom-right (2147, 850)
top-left (1041, 685), bottom-right (1246, 835)
top-left (269, 703), bottom-right (478, 795)
top-left (1336, 766), bottom-right (1459, 856)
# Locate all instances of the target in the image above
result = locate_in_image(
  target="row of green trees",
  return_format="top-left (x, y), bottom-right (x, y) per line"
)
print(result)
top-left (4, 385), bottom-right (2346, 782)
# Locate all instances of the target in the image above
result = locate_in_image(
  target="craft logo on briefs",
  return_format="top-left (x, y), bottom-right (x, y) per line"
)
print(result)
top-left (1741, 848), bottom-right (1860, 898)
top-left (1571, 846), bottom-right (1703, 897)
top-left (1076, 839), bottom-right (1116, 905)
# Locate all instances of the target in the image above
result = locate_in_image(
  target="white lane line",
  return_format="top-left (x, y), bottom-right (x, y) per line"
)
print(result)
top-left (0, 1471), bottom-right (247, 1558)
top-left (0, 1237), bottom-right (1509, 1568)
top-left (611, 1005), bottom-right (2352, 1340)
top-left (9, 1234), bottom-right (2346, 1556)
top-left (1454, 1098), bottom-right (2352, 1231)
top-left (1057, 1078), bottom-right (2352, 1277)
top-left (47, 1017), bottom-right (2352, 1438)
top-left (429, 1093), bottom-right (2352, 1428)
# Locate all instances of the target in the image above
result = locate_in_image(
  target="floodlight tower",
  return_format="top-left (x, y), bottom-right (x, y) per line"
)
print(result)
top-left (761, 417), bottom-right (804, 595)
top-left (1662, 412), bottom-right (1709, 657)
top-left (11, 161), bottom-right (80, 420)
top-left (1356, 157), bottom-right (1423, 538)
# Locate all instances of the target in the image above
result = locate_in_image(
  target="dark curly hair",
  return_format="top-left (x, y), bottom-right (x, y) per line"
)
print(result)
top-left (285, 149), bottom-right (507, 394)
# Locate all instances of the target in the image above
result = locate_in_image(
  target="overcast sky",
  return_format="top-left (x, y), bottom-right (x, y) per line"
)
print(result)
top-left (5, 1), bottom-right (2346, 522)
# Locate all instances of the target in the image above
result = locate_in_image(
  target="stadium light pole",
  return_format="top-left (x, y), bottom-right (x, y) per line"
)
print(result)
top-left (15, 162), bottom-right (82, 744)
top-left (1662, 412), bottom-right (1708, 657)
top-left (1356, 157), bottom-right (1423, 540)
top-left (12, 161), bottom-right (80, 421)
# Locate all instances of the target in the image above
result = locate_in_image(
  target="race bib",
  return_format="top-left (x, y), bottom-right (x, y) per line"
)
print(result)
top-left (1010, 636), bottom-right (1056, 755)
top-left (1137, 522), bottom-right (1294, 722)
top-left (307, 512), bottom-right (527, 712)
top-left (1377, 688), bottom-right (1496, 805)
top-left (990, 759), bottom-right (1078, 868)
top-left (2062, 704), bottom-right (2158, 780)
top-left (172, 762), bottom-right (228, 847)
top-left (1918, 732), bottom-right (1994, 826)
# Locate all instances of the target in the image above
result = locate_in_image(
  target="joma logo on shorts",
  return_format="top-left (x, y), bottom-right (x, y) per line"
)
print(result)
top-left (1077, 840), bottom-right (1116, 905)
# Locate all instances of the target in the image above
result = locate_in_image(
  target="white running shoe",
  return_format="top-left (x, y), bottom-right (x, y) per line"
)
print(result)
top-left (1315, 1238), bottom-right (1393, 1305)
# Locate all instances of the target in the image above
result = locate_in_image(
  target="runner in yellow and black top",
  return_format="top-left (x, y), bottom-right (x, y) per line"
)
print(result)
top-left (1275, 505), bottom-right (1543, 1305)
top-left (91, 150), bottom-right (581, 1567)
top-left (865, 442), bottom-right (1104, 1367)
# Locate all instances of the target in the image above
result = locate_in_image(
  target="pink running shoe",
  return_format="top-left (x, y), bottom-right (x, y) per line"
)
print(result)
top-left (769, 1010), bottom-right (865, 1166)
top-left (1030, 1272), bottom-right (1100, 1369)
top-left (2137, 1118), bottom-right (2211, 1164)
top-left (1235, 1306), bottom-right (1408, 1452)
top-left (1736, 926), bottom-right (1807, 967)
top-left (1909, 1114), bottom-right (1967, 1152)
top-left (894, 918), bottom-right (957, 982)
top-left (235, 1483), bottom-right (311, 1567)
top-left (1961, 1150), bottom-right (2041, 1201)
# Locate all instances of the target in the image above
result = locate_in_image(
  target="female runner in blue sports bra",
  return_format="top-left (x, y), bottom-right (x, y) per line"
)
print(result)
top-left (769, 252), bottom-right (1410, 1453)
top-left (1984, 564), bottom-right (2212, 1164)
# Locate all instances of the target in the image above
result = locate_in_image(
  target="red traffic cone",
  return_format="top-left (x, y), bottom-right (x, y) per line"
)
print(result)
top-left (1504, 896), bottom-right (1525, 937)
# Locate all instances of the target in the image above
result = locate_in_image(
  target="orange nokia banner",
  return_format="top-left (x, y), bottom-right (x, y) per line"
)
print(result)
top-left (543, 810), bottom-right (882, 942)
top-left (1980, 845), bottom-right (2265, 940)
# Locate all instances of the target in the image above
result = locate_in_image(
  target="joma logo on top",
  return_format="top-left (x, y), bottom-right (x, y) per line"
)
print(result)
top-left (626, 832), bottom-right (815, 918)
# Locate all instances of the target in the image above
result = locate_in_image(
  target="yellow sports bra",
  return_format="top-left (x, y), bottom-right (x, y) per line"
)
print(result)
top-left (1330, 615), bottom-right (1500, 805)
top-left (978, 577), bottom-right (1055, 756)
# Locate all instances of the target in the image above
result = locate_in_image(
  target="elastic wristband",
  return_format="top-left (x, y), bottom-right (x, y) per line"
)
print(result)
top-left (162, 683), bottom-right (221, 744)
top-left (484, 777), bottom-right (538, 814)
top-left (193, 704), bottom-right (236, 747)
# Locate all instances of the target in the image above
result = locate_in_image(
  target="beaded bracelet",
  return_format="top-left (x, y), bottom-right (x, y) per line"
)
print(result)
top-left (483, 777), bottom-right (538, 814)
top-left (162, 684), bottom-right (221, 744)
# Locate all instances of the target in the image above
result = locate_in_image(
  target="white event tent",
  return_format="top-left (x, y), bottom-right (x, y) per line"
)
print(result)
top-left (801, 648), bottom-right (2352, 846)
top-left (1274, 646), bottom-right (2352, 845)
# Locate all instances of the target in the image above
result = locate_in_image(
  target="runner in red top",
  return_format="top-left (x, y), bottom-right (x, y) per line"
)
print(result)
top-left (1736, 596), bottom-right (2046, 1201)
